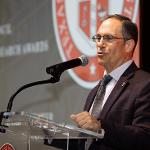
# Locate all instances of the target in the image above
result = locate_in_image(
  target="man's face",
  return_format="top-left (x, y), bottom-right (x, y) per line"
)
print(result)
top-left (95, 18), bottom-right (132, 72)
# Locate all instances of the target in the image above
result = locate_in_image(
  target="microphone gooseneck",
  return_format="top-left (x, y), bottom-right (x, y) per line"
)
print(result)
top-left (6, 78), bottom-right (59, 112)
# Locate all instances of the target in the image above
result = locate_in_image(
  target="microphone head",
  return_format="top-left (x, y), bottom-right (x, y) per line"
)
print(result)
top-left (79, 55), bottom-right (89, 66)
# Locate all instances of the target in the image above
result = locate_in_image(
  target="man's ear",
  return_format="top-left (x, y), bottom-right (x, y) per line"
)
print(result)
top-left (125, 39), bottom-right (135, 53)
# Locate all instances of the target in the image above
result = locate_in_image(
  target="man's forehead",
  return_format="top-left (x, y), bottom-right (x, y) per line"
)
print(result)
top-left (97, 18), bottom-right (122, 34)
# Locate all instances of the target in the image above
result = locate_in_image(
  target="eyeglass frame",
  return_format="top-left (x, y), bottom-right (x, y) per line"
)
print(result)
top-left (92, 34), bottom-right (131, 43)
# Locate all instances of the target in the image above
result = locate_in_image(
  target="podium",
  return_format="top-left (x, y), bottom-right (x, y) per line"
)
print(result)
top-left (0, 112), bottom-right (104, 150)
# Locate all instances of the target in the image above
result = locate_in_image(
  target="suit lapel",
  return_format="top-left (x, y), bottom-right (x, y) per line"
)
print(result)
top-left (100, 62), bottom-right (138, 119)
top-left (100, 76), bottom-right (129, 118)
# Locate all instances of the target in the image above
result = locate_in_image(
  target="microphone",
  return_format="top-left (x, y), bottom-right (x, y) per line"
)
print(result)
top-left (46, 55), bottom-right (88, 76)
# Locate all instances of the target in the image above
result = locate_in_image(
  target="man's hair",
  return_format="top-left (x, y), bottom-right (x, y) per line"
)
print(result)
top-left (106, 14), bottom-right (138, 49)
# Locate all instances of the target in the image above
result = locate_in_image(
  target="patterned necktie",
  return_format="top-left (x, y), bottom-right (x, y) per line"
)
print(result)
top-left (91, 74), bottom-right (112, 118)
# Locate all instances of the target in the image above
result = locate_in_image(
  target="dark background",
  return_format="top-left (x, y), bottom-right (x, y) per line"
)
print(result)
top-left (140, 1), bottom-right (150, 72)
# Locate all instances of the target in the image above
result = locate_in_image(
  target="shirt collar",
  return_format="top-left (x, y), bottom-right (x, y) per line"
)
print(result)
top-left (104, 60), bottom-right (133, 82)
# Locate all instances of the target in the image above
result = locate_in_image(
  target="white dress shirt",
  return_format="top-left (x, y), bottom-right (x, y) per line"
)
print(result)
top-left (90, 60), bottom-right (133, 113)
top-left (102, 60), bottom-right (133, 108)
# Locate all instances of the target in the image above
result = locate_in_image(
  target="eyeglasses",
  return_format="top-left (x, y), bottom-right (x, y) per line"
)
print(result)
top-left (92, 34), bottom-right (130, 43)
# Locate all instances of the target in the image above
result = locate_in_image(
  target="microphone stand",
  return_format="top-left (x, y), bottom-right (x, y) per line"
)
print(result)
top-left (0, 73), bottom-right (61, 133)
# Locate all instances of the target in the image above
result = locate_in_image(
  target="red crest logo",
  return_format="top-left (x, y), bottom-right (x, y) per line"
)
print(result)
top-left (52, 0), bottom-right (139, 88)
top-left (0, 143), bottom-right (15, 150)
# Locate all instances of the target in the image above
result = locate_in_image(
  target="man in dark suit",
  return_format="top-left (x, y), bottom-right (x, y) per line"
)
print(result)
top-left (70, 14), bottom-right (150, 150)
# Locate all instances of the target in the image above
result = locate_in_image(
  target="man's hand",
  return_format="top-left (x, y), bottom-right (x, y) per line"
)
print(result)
top-left (70, 111), bottom-right (101, 132)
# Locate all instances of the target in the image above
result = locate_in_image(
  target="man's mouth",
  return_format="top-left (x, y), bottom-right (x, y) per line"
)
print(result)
top-left (97, 51), bottom-right (105, 56)
top-left (97, 48), bottom-right (108, 56)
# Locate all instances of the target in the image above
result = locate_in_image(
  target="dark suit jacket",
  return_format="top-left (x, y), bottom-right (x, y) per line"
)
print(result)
top-left (84, 62), bottom-right (150, 150)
